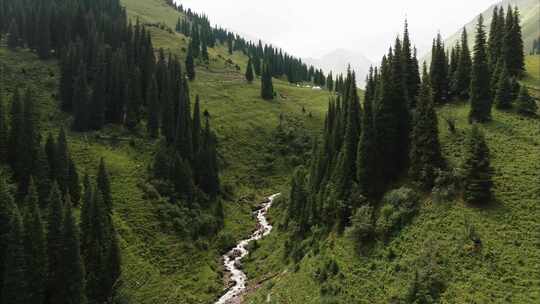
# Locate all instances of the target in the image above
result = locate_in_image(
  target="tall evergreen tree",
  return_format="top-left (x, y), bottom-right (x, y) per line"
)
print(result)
top-left (503, 6), bottom-right (525, 77)
top-left (72, 63), bottom-right (90, 131)
top-left (430, 34), bottom-right (450, 104)
top-left (191, 23), bottom-right (200, 58)
top-left (469, 15), bottom-right (492, 123)
top-left (186, 42), bottom-right (196, 81)
top-left (455, 28), bottom-right (472, 99)
top-left (147, 77), bottom-right (160, 138)
top-left (0, 177), bottom-right (15, 301)
top-left (463, 125), bottom-right (493, 204)
top-left (488, 6), bottom-right (505, 70)
top-left (7, 19), bottom-right (19, 49)
top-left (23, 179), bottom-right (47, 304)
top-left (402, 21), bottom-right (421, 105)
top-left (409, 64), bottom-right (443, 189)
top-left (0, 83), bottom-right (8, 163)
top-left (55, 128), bottom-right (70, 195)
top-left (8, 89), bottom-right (23, 172)
top-left (46, 183), bottom-right (65, 304)
top-left (97, 158), bottom-right (113, 211)
top-left (68, 159), bottom-right (81, 206)
top-left (37, 7), bottom-right (51, 59)
top-left (494, 66), bottom-right (512, 110)
top-left (261, 62), bottom-right (274, 100)
top-left (192, 95), bottom-right (202, 154)
top-left (1, 206), bottom-right (28, 304)
top-left (516, 86), bottom-right (538, 116)
top-left (62, 197), bottom-right (87, 304)
top-left (245, 57), bottom-right (255, 83)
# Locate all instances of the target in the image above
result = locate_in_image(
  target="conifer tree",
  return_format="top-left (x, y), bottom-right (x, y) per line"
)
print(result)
top-left (80, 175), bottom-right (93, 255)
top-left (0, 177), bottom-right (15, 301)
top-left (191, 23), bottom-right (200, 58)
top-left (97, 158), bottom-right (113, 211)
top-left (430, 34), bottom-right (449, 104)
top-left (23, 179), bottom-right (47, 304)
top-left (516, 86), bottom-right (538, 116)
top-left (245, 57), bottom-right (255, 83)
top-left (0, 84), bottom-right (8, 163)
top-left (186, 42), bottom-right (196, 81)
top-left (45, 133), bottom-right (56, 180)
top-left (494, 66), bottom-right (512, 110)
top-left (147, 77), bottom-right (160, 138)
top-left (55, 128), bottom-right (70, 195)
top-left (62, 197), bottom-right (87, 304)
top-left (463, 125), bottom-right (493, 204)
top-left (1, 206), bottom-right (28, 304)
top-left (72, 63), bottom-right (90, 131)
top-left (252, 57), bottom-right (261, 76)
top-left (46, 183), bottom-right (65, 303)
top-left (201, 38), bottom-right (209, 62)
top-left (469, 15), bottom-right (492, 123)
top-left (68, 159), bottom-right (81, 206)
top-left (35, 147), bottom-right (51, 207)
top-left (7, 19), bottom-right (19, 49)
top-left (37, 7), bottom-right (51, 59)
top-left (197, 117), bottom-right (220, 197)
top-left (488, 6), bottom-right (505, 70)
top-left (8, 89), bottom-right (23, 170)
top-left (192, 95), bottom-right (202, 153)
top-left (503, 6), bottom-right (525, 77)
top-left (455, 28), bottom-right (472, 99)
top-left (402, 21), bottom-right (421, 104)
top-left (409, 64), bottom-right (443, 189)
top-left (90, 68), bottom-right (107, 130)
top-left (126, 68), bottom-right (143, 130)
top-left (357, 69), bottom-right (378, 197)
top-left (261, 62), bottom-right (274, 100)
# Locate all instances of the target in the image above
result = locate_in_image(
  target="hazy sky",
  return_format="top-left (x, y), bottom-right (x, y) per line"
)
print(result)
top-left (175, 0), bottom-right (500, 62)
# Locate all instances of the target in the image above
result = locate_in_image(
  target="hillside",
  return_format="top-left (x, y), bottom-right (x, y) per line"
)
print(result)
top-left (0, 0), bottom-right (333, 303)
top-left (444, 0), bottom-right (539, 54)
top-left (241, 55), bottom-right (540, 304)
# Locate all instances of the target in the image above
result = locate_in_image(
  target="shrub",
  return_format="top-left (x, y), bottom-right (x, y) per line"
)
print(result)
top-left (376, 187), bottom-right (420, 240)
top-left (432, 168), bottom-right (462, 203)
top-left (215, 231), bottom-right (236, 254)
top-left (345, 205), bottom-right (374, 253)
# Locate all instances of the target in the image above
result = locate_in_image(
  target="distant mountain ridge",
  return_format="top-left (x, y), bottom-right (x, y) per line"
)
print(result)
top-left (304, 49), bottom-right (373, 87)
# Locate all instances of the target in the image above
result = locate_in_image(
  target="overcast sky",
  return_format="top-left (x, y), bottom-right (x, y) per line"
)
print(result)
top-left (175, 0), bottom-right (500, 62)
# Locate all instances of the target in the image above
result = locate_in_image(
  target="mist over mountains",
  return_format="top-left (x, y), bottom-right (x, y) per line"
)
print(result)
top-left (304, 49), bottom-right (373, 87)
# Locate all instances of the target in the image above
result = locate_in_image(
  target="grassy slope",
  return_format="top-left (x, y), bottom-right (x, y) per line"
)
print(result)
top-left (243, 56), bottom-right (540, 303)
top-left (2, 0), bottom-right (332, 303)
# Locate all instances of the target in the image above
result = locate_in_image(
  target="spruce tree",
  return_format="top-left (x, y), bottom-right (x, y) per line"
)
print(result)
top-left (68, 158), bottom-right (81, 206)
top-left (0, 84), bottom-right (7, 163)
top-left (23, 179), bottom-right (47, 304)
top-left (503, 7), bottom-right (525, 77)
top-left (80, 174), bottom-right (93, 255)
top-left (35, 147), bottom-right (51, 207)
top-left (488, 6), bottom-right (505, 70)
top-left (45, 133), bottom-right (56, 180)
top-left (261, 62), bottom-right (274, 100)
top-left (97, 158), bottom-right (113, 211)
top-left (46, 183), bottom-right (65, 304)
top-left (37, 7), bottom-right (51, 59)
top-left (463, 125), bottom-right (493, 204)
top-left (455, 28), bottom-right (472, 99)
top-left (8, 89), bottom-right (23, 171)
top-left (245, 57), bottom-right (255, 83)
top-left (186, 42), bottom-right (196, 81)
top-left (191, 23), bottom-right (200, 58)
top-left (72, 63), bottom-right (90, 131)
top-left (409, 64), bottom-right (443, 190)
top-left (430, 34), bottom-right (449, 104)
top-left (7, 19), bottom-right (19, 49)
top-left (494, 66), bottom-right (512, 110)
top-left (62, 197), bottom-right (87, 304)
top-left (192, 95), bottom-right (202, 154)
top-left (469, 15), bottom-right (492, 123)
top-left (147, 77), bottom-right (160, 138)
top-left (90, 68), bottom-right (106, 130)
top-left (55, 128), bottom-right (70, 195)
top-left (516, 86), bottom-right (538, 116)
top-left (0, 177), bottom-right (15, 301)
top-left (1, 206), bottom-right (28, 304)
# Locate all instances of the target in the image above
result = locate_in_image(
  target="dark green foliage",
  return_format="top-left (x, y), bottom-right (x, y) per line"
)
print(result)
top-left (402, 21), bottom-right (421, 105)
top-left (147, 77), bottom-right (160, 138)
top-left (463, 125), bottom-right (493, 204)
top-left (488, 6), bottom-right (505, 70)
top-left (23, 180), bottom-right (47, 304)
top-left (375, 188), bottom-right (420, 241)
top-left (503, 6), bottom-right (525, 77)
top-left (430, 34), bottom-right (449, 104)
top-left (55, 128), bottom-right (70, 195)
top-left (345, 205), bottom-right (374, 254)
top-left (186, 42), bottom-right (196, 81)
top-left (62, 197), bottom-right (87, 304)
top-left (35, 147), bottom-right (51, 207)
top-left (1, 206), bottom-right (28, 304)
top-left (261, 62), bottom-right (274, 100)
top-left (0, 84), bottom-right (8, 163)
top-left (7, 89), bottom-right (22, 168)
top-left (409, 66), bottom-right (443, 190)
top-left (516, 86), bottom-right (538, 116)
top-left (469, 15), bottom-right (492, 123)
top-left (72, 63), bottom-right (90, 132)
top-left (0, 177), bottom-right (15, 301)
top-left (245, 57), bottom-right (255, 83)
top-left (36, 6), bottom-right (51, 59)
top-left (455, 28), bottom-right (472, 99)
top-left (7, 19), bottom-right (19, 49)
top-left (494, 66), bottom-right (513, 110)
top-left (68, 159), bottom-right (81, 206)
top-left (196, 117), bottom-right (220, 197)
top-left (97, 158), bottom-right (113, 211)
top-left (46, 183), bottom-right (65, 304)
top-left (192, 95), bottom-right (202, 154)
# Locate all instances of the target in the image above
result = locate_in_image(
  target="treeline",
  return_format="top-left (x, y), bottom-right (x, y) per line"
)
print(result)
top-left (169, 0), bottom-right (325, 84)
top-left (531, 37), bottom-right (540, 55)
top-left (284, 9), bottom-right (531, 266)
top-left (0, 83), bottom-right (120, 303)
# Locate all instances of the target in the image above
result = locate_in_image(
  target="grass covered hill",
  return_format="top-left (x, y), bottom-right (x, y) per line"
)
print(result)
top-left (241, 55), bottom-right (540, 304)
top-left (0, 0), bottom-right (334, 303)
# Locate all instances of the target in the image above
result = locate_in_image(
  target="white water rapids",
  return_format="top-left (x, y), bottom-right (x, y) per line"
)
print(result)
top-left (215, 193), bottom-right (281, 304)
